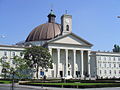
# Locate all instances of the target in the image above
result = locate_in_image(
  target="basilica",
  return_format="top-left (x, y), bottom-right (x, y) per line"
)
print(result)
top-left (0, 10), bottom-right (120, 79)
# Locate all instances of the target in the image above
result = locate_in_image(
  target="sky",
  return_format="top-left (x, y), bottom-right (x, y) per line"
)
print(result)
top-left (0, 0), bottom-right (120, 51)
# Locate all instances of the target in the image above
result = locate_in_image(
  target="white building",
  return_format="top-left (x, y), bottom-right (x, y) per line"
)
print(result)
top-left (0, 10), bottom-right (120, 79)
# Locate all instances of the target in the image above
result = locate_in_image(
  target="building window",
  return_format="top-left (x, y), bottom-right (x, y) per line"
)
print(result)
top-left (114, 64), bottom-right (116, 67)
top-left (66, 25), bottom-right (69, 31)
top-left (20, 52), bottom-right (23, 56)
top-left (109, 70), bottom-right (111, 74)
top-left (98, 56), bottom-right (101, 60)
top-left (118, 57), bottom-right (120, 61)
top-left (114, 70), bottom-right (116, 74)
top-left (104, 63), bottom-right (106, 68)
top-left (68, 71), bottom-right (70, 75)
top-left (100, 63), bottom-right (101, 67)
top-left (119, 70), bottom-right (120, 74)
top-left (104, 70), bottom-right (107, 75)
top-left (119, 64), bottom-right (120, 67)
top-left (114, 57), bottom-right (115, 61)
top-left (4, 52), bottom-right (7, 56)
top-left (104, 57), bottom-right (106, 60)
top-left (109, 63), bottom-right (111, 68)
top-left (109, 57), bottom-right (111, 60)
top-left (100, 70), bottom-right (101, 74)
top-left (13, 52), bottom-right (15, 57)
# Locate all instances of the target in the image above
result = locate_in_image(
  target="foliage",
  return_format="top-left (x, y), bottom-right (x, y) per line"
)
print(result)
top-left (24, 46), bottom-right (52, 79)
top-left (0, 56), bottom-right (31, 79)
top-left (113, 44), bottom-right (120, 52)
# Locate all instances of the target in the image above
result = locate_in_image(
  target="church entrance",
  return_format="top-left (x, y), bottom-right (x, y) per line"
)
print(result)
top-left (60, 71), bottom-right (63, 77)
top-left (76, 71), bottom-right (80, 77)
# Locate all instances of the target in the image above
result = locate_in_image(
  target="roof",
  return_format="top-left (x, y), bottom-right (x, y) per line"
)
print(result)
top-left (45, 33), bottom-right (93, 46)
top-left (26, 23), bottom-right (62, 42)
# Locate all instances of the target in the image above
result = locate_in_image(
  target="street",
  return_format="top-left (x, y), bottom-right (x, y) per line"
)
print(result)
top-left (0, 84), bottom-right (120, 90)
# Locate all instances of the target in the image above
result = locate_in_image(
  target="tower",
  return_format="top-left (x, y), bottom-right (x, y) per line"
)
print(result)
top-left (47, 9), bottom-right (56, 23)
top-left (61, 14), bottom-right (72, 35)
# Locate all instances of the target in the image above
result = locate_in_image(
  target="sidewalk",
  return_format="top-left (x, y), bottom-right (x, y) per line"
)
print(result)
top-left (1, 84), bottom-right (120, 90)
top-left (0, 84), bottom-right (80, 90)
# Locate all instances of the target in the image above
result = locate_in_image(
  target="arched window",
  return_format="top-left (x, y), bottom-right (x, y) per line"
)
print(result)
top-left (66, 25), bottom-right (69, 31)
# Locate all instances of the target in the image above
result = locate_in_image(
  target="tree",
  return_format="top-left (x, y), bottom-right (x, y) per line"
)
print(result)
top-left (0, 56), bottom-right (31, 90)
top-left (0, 59), bottom-right (10, 79)
top-left (0, 56), bottom-right (31, 79)
top-left (113, 44), bottom-right (120, 52)
top-left (24, 46), bottom-right (52, 79)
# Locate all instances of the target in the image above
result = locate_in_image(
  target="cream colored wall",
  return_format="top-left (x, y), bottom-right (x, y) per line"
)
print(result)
top-left (91, 52), bottom-right (120, 79)
top-left (52, 35), bottom-right (87, 45)
top-left (0, 46), bottom-right (24, 78)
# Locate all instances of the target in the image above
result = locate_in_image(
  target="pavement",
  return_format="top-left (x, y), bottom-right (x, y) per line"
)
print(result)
top-left (0, 84), bottom-right (120, 90)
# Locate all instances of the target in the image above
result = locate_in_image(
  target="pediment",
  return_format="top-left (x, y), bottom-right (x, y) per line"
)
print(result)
top-left (47, 33), bottom-right (93, 46)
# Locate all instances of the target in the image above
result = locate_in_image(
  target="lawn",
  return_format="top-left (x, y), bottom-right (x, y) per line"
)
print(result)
top-left (0, 80), bottom-right (12, 84)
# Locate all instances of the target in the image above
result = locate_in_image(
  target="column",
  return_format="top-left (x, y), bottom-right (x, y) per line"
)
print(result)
top-left (80, 50), bottom-right (84, 78)
top-left (49, 48), bottom-right (52, 55)
top-left (65, 49), bottom-right (68, 76)
top-left (57, 48), bottom-right (60, 77)
top-left (73, 50), bottom-right (76, 77)
top-left (88, 51), bottom-right (91, 77)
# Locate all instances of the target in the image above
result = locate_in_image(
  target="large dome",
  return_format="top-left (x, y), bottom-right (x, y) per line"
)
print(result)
top-left (26, 10), bottom-right (62, 42)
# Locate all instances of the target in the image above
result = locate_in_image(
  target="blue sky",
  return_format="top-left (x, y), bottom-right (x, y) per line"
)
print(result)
top-left (0, 0), bottom-right (120, 51)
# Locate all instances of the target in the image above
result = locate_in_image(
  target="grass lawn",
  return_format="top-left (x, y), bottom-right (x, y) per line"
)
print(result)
top-left (0, 80), bottom-right (12, 84)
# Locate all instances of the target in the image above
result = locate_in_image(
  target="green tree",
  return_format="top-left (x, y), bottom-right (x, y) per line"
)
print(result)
top-left (0, 56), bottom-right (31, 79)
top-left (24, 46), bottom-right (53, 79)
top-left (0, 59), bottom-right (10, 79)
top-left (0, 56), bottom-right (31, 90)
top-left (113, 44), bottom-right (120, 52)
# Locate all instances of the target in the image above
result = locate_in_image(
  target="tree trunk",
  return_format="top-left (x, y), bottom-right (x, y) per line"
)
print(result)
top-left (36, 66), bottom-right (39, 79)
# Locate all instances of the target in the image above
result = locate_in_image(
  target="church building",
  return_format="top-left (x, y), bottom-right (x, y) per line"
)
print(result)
top-left (0, 10), bottom-right (120, 79)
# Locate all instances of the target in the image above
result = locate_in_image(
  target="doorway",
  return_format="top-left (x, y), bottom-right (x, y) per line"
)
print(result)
top-left (60, 71), bottom-right (63, 77)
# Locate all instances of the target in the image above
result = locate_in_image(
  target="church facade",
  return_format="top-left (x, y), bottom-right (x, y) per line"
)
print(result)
top-left (0, 10), bottom-right (120, 79)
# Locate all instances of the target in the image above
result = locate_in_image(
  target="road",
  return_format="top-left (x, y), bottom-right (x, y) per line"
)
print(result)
top-left (0, 84), bottom-right (120, 90)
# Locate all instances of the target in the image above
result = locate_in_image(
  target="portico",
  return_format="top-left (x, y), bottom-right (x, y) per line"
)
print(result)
top-left (48, 47), bottom-right (91, 78)
top-left (46, 33), bottom-right (93, 79)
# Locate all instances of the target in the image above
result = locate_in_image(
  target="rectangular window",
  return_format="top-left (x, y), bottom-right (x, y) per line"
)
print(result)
top-left (118, 57), bottom-right (120, 61)
top-left (104, 63), bottom-right (106, 68)
top-left (109, 63), bottom-right (111, 68)
top-left (13, 52), bottom-right (15, 57)
top-left (68, 71), bottom-right (70, 75)
top-left (105, 70), bottom-right (107, 75)
top-left (114, 57), bottom-right (115, 61)
top-left (100, 70), bottom-right (101, 74)
top-left (104, 57), bottom-right (106, 60)
top-left (99, 63), bottom-right (101, 67)
top-left (114, 64), bottom-right (116, 67)
top-left (109, 70), bottom-right (111, 74)
top-left (114, 70), bottom-right (116, 74)
top-left (109, 57), bottom-right (111, 60)
top-left (4, 52), bottom-right (7, 56)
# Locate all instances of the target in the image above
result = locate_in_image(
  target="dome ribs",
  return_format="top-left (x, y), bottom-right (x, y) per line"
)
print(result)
top-left (25, 23), bottom-right (61, 42)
